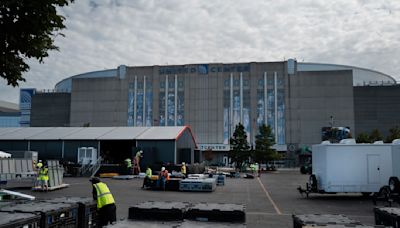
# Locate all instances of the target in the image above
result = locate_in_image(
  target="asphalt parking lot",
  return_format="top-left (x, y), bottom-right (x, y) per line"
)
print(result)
top-left (19, 170), bottom-right (379, 227)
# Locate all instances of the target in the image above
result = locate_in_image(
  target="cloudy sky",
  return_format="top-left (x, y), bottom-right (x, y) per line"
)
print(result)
top-left (1, 0), bottom-right (399, 104)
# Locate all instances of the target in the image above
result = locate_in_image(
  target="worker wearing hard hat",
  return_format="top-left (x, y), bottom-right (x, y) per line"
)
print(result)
top-left (124, 158), bottom-right (132, 175)
top-left (157, 167), bottom-right (169, 190)
top-left (181, 162), bottom-right (187, 178)
top-left (142, 165), bottom-right (152, 189)
top-left (34, 160), bottom-right (43, 187)
top-left (38, 163), bottom-right (49, 191)
top-left (90, 177), bottom-right (116, 227)
top-left (36, 160), bottom-right (43, 169)
top-left (134, 150), bottom-right (143, 174)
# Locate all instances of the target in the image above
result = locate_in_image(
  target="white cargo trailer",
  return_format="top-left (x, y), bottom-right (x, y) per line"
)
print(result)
top-left (298, 140), bottom-right (400, 197)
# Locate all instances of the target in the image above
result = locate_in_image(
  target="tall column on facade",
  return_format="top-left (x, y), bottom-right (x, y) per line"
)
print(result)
top-left (165, 75), bottom-right (168, 126)
top-left (143, 75), bottom-right (146, 126)
top-left (240, 72), bottom-right (243, 124)
top-left (134, 76), bottom-right (137, 126)
top-left (274, 72), bottom-right (278, 142)
top-left (174, 74), bottom-right (178, 126)
top-left (230, 73), bottom-right (234, 137)
top-left (264, 72), bottom-right (268, 125)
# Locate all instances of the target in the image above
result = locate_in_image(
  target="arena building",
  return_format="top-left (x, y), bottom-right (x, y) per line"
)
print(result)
top-left (18, 59), bottom-right (400, 164)
top-left (0, 100), bottom-right (20, 127)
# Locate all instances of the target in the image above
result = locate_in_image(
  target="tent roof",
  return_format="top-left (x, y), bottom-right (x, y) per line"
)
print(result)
top-left (136, 127), bottom-right (188, 140)
top-left (0, 126), bottom-right (195, 142)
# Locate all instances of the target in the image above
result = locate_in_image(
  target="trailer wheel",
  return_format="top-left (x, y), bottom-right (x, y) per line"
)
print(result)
top-left (300, 166), bottom-right (307, 174)
top-left (307, 167), bottom-right (312, 175)
top-left (309, 174), bottom-right (318, 192)
top-left (388, 177), bottom-right (400, 193)
top-left (380, 186), bottom-right (391, 206)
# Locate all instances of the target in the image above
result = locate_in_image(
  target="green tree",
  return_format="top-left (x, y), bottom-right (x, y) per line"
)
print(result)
top-left (229, 123), bottom-right (251, 169)
top-left (356, 132), bottom-right (371, 143)
top-left (253, 124), bottom-right (278, 163)
top-left (1, 0), bottom-right (74, 86)
top-left (369, 129), bottom-right (383, 142)
top-left (386, 126), bottom-right (400, 143)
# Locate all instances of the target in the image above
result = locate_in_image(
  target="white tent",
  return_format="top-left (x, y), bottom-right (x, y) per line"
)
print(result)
top-left (0, 151), bottom-right (11, 158)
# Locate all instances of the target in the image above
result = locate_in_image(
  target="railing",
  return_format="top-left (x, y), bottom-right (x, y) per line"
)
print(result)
top-left (79, 157), bottom-right (102, 177)
top-left (89, 157), bottom-right (103, 178)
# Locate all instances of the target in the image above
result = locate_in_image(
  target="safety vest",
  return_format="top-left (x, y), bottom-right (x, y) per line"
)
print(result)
top-left (93, 182), bottom-right (115, 209)
top-left (145, 168), bottom-right (152, 178)
top-left (181, 165), bottom-right (186, 174)
top-left (125, 159), bottom-right (132, 168)
top-left (39, 167), bottom-right (48, 181)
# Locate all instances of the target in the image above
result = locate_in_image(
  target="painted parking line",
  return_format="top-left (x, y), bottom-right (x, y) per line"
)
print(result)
top-left (257, 177), bottom-right (282, 215)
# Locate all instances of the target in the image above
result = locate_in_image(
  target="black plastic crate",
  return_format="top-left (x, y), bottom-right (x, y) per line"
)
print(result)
top-left (0, 211), bottom-right (40, 228)
top-left (292, 214), bottom-right (362, 228)
top-left (0, 201), bottom-right (78, 228)
top-left (374, 207), bottom-right (400, 228)
top-left (166, 178), bottom-right (181, 191)
top-left (186, 203), bottom-right (245, 223)
top-left (41, 197), bottom-right (97, 228)
top-left (129, 201), bottom-right (190, 221)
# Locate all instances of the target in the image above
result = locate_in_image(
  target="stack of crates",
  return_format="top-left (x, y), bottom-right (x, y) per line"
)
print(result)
top-left (179, 178), bottom-right (216, 192)
top-left (374, 207), bottom-right (400, 228)
top-left (0, 211), bottom-right (41, 228)
top-left (292, 214), bottom-right (362, 228)
top-left (42, 197), bottom-right (97, 228)
top-left (129, 201), bottom-right (190, 221)
top-left (0, 201), bottom-right (78, 228)
top-left (216, 174), bottom-right (225, 186)
top-left (186, 203), bottom-right (245, 223)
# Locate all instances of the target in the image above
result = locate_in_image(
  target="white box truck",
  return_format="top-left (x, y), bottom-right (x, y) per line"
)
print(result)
top-left (298, 139), bottom-right (400, 197)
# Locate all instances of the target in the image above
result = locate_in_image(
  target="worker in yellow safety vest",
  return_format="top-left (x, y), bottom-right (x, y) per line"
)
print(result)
top-left (124, 158), bottom-right (132, 175)
top-left (181, 162), bottom-right (187, 178)
top-left (38, 164), bottom-right (49, 191)
top-left (90, 177), bottom-right (116, 227)
top-left (142, 165), bottom-right (152, 189)
top-left (34, 160), bottom-right (43, 187)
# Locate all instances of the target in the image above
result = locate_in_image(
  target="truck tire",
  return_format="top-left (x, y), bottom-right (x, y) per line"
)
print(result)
top-left (300, 166), bottom-right (307, 174)
top-left (309, 174), bottom-right (318, 192)
top-left (307, 166), bottom-right (312, 174)
top-left (388, 177), bottom-right (400, 193)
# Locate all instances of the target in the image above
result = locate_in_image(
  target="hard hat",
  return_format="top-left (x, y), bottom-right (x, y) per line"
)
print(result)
top-left (182, 162), bottom-right (185, 165)
top-left (89, 177), bottom-right (101, 183)
top-left (161, 167), bottom-right (166, 171)
top-left (39, 160), bottom-right (42, 162)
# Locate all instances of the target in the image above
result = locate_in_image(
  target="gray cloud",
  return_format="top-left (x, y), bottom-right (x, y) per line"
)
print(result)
top-left (1, 0), bottom-right (399, 103)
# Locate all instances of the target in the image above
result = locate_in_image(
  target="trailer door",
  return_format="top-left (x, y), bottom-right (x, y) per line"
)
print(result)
top-left (367, 154), bottom-right (380, 184)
